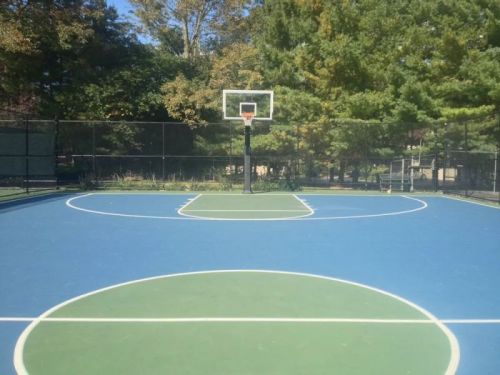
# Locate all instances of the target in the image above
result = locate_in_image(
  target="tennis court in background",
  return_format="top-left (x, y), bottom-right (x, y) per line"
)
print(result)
top-left (0, 192), bottom-right (499, 374)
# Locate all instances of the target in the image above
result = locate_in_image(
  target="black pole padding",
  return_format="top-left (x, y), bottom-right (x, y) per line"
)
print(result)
top-left (243, 125), bottom-right (252, 193)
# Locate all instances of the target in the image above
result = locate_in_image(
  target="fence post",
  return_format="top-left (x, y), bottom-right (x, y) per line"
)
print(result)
top-left (493, 150), bottom-right (497, 194)
top-left (433, 152), bottom-right (439, 192)
top-left (25, 114), bottom-right (30, 194)
top-left (401, 158), bottom-right (404, 191)
top-left (389, 162), bottom-right (393, 192)
top-left (464, 120), bottom-right (469, 197)
top-left (295, 123), bottom-right (300, 180)
top-left (410, 156), bottom-right (414, 192)
top-left (162, 122), bottom-right (166, 181)
top-left (54, 117), bottom-right (60, 189)
top-left (443, 122), bottom-right (448, 187)
top-left (92, 122), bottom-right (97, 186)
top-left (497, 112), bottom-right (500, 202)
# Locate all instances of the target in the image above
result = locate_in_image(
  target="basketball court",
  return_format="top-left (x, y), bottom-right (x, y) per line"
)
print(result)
top-left (2, 2), bottom-right (500, 374)
top-left (1, 192), bottom-right (499, 374)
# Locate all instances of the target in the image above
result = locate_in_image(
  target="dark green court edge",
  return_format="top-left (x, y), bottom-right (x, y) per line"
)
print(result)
top-left (19, 271), bottom-right (456, 375)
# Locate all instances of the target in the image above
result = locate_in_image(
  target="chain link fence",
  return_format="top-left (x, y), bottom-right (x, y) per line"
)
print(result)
top-left (1, 110), bottom-right (498, 203)
top-left (443, 150), bottom-right (499, 202)
top-left (0, 110), bottom-right (57, 198)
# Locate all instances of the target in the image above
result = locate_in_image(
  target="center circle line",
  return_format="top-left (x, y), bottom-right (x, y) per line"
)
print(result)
top-left (14, 269), bottom-right (459, 375)
top-left (65, 194), bottom-right (428, 221)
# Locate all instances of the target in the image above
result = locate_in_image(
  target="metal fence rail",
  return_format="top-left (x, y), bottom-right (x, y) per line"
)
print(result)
top-left (1, 111), bottom-right (498, 203)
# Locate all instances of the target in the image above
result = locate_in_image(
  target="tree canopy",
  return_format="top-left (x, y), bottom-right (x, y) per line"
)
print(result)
top-left (1, 0), bottom-right (499, 160)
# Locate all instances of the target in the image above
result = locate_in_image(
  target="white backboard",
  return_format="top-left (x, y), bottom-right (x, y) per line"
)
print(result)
top-left (223, 90), bottom-right (273, 121)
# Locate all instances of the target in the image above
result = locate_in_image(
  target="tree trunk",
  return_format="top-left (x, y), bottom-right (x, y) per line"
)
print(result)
top-left (329, 165), bottom-right (335, 182)
top-left (338, 160), bottom-right (345, 182)
top-left (182, 18), bottom-right (190, 59)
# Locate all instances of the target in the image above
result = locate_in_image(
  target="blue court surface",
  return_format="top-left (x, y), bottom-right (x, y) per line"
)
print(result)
top-left (0, 192), bottom-right (499, 374)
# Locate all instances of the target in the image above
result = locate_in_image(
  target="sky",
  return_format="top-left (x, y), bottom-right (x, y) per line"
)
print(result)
top-left (106, 0), bottom-right (154, 43)
top-left (107, 0), bottom-right (135, 17)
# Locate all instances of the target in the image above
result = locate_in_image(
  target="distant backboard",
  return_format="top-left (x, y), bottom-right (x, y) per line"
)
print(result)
top-left (223, 90), bottom-right (273, 121)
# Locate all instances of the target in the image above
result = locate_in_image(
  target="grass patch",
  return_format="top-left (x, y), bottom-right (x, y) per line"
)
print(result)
top-left (95, 175), bottom-right (239, 192)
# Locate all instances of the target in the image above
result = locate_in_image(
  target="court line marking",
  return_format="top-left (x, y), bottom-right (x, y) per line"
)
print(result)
top-left (3, 316), bottom-right (500, 324)
top-left (60, 191), bottom-right (495, 203)
top-left (295, 194), bottom-right (458, 198)
top-left (442, 319), bottom-right (500, 324)
top-left (441, 194), bottom-right (500, 210)
top-left (66, 193), bottom-right (427, 221)
top-left (14, 269), bottom-right (459, 375)
top-left (176, 193), bottom-right (202, 218)
top-left (176, 193), bottom-right (211, 219)
top-left (66, 193), bottom-right (198, 220)
top-left (298, 195), bottom-right (428, 220)
top-left (178, 194), bottom-right (315, 220)
top-left (182, 209), bottom-right (310, 212)
top-left (292, 194), bottom-right (315, 217)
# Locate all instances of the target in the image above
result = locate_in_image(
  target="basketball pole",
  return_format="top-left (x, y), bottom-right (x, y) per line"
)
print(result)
top-left (243, 123), bottom-right (252, 193)
top-left (222, 89), bottom-right (273, 194)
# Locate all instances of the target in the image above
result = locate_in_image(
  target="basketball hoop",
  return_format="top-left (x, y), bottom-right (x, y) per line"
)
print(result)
top-left (222, 89), bottom-right (273, 194)
top-left (242, 112), bottom-right (254, 127)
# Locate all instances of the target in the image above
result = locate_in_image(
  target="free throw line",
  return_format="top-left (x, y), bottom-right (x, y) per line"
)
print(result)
top-left (3, 317), bottom-right (500, 324)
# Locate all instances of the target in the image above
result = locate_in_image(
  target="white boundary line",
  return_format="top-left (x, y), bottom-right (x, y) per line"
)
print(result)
top-left (0, 317), bottom-right (439, 323)
top-left (300, 194), bottom-right (440, 199)
top-left (441, 194), bottom-right (500, 210)
top-left (176, 193), bottom-right (203, 218)
top-left (4, 316), bottom-right (499, 324)
top-left (13, 269), bottom-right (459, 375)
top-left (177, 194), bottom-right (314, 220)
top-left (66, 194), bottom-right (428, 221)
top-left (299, 195), bottom-right (428, 220)
top-left (66, 193), bottom-right (196, 220)
top-left (292, 194), bottom-right (315, 217)
top-left (442, 319), bottom-right (500, 324)
top-left (176, 193), bottom-right (210, 219)
top-left (182, 210), bottom-right (311, 213)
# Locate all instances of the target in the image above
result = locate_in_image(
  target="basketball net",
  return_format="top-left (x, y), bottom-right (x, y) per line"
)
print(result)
top-left (242, 112), bottom-right (254, 127)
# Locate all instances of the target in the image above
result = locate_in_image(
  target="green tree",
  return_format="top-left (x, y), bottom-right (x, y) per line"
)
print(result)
top-left (130, 0), bottom-right (251, 59)
top-left (162, 43), bottom-right (263, 125)
top-left (162, 73), bottom-right (216, 125)
top-left (0, 0), bottom-right (99, 112)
